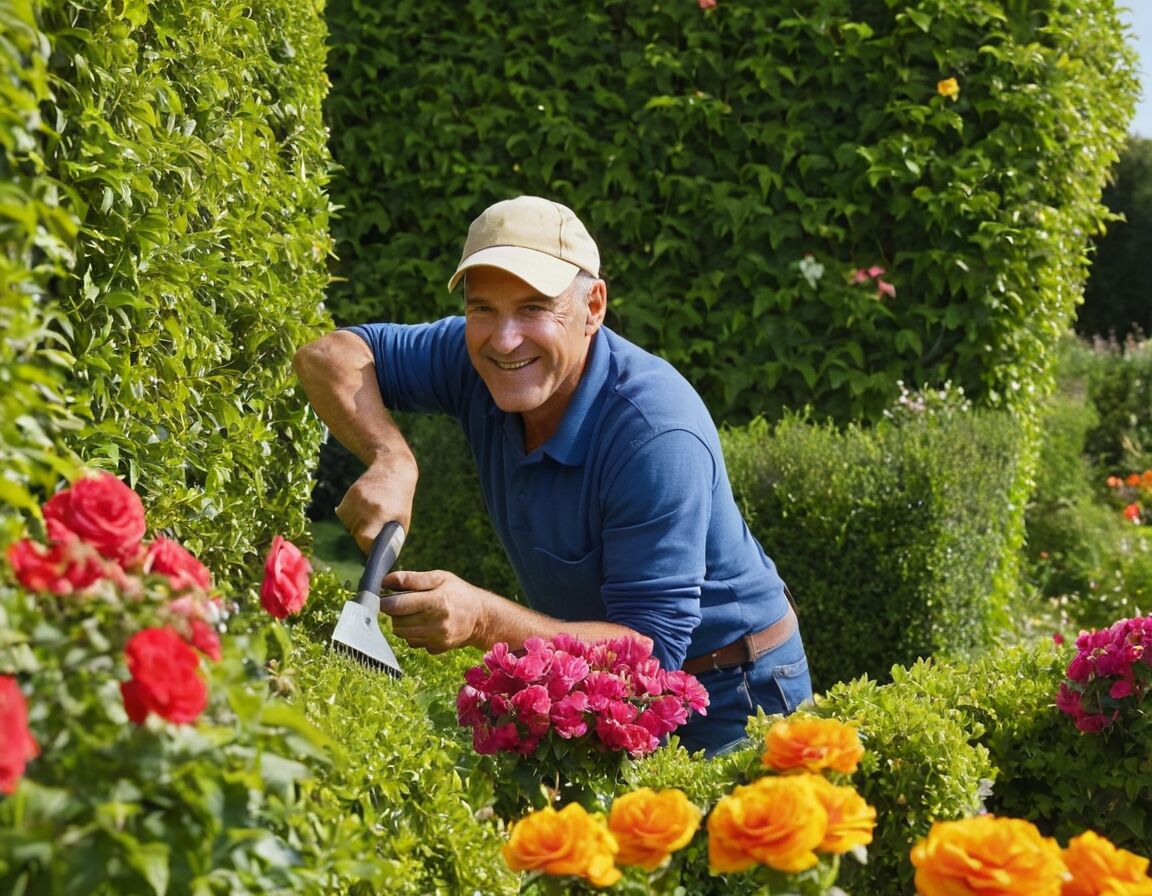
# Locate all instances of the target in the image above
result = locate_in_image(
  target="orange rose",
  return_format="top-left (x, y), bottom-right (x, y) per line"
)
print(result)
top-left (502, 803), bottom-right (621, 888)
top-left (1062, 831), bottom-right (1152, 896)
top-left (707, 775), bottom-right (827, 874)
top-left (911, 815), bottom-right (1067, 896)
top-left (761, 715), bottom-right (865, 775)
top-left (1127, 473), bottom-right (1142, 487)
top-left (608, 787), bottom-right (701, 870)
top-left (806, 774), bottom-right (876, 854)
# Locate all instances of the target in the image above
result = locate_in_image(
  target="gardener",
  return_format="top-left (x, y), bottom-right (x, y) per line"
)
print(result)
top-left (293, 195), bottom-right (811, 756)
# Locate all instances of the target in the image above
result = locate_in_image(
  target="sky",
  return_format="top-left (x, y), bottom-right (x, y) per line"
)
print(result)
top-left (1120, 4), bottom-right (1152, 137)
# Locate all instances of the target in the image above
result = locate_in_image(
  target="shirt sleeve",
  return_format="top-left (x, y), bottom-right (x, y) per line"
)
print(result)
top-left (343, 318), bottom-right (474, 417)
top-left (598, 428), bottom-right (714, 670)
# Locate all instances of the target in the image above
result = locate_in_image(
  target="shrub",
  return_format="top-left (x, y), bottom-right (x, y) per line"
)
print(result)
top-left (722, 403), bottom-right (1027, 689)
top-left (1084, 334), bottom-right (1152, 476)
top-left (3, 0), bottom-right (334, 582)
top-left (324, 0), bottom-right (1136, 425)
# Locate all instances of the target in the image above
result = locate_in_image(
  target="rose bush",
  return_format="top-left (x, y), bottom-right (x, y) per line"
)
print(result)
top-left (497, 713), bottom-right (874, 894)
top-left (0, 470), bottom-right (357, 893)
top-left (1055, 614), bottom-right (1152, 732)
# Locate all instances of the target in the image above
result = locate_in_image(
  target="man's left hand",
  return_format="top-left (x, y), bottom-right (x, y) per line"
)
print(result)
top-left (377, 569), bottom-right (490, 654)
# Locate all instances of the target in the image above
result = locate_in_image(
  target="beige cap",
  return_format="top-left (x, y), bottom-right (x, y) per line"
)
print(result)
top-left (447, 195), bottom-right (600, 297)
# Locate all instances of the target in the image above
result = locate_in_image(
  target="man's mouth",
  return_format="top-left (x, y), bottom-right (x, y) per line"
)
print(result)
top-left (491, 358), bottom-right (535, 371)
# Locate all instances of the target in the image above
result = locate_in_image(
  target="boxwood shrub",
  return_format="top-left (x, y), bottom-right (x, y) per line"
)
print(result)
top-left (722, 404), bottom-right (1028, 690)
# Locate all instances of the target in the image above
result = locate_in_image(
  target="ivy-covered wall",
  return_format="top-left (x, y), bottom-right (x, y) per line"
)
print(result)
top-left (324, 0), bottom-right (1137, 425)
top-left (2, 0), bottom-right (333, 580)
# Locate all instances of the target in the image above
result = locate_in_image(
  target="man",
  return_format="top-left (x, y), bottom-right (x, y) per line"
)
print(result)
top-left (293, 195), bottom-right (811, 756)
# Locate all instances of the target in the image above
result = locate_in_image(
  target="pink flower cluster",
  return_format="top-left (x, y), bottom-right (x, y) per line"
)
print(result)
top-left (1055, 615), bottom-right (1152, 733)
top-left (457, 634), bottom-right (709, 758)
top-left (851, 264), bottom-right (896, 299)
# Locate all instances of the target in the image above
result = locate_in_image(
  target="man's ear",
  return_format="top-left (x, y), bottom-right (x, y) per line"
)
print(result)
top-left (585, 279), bottom-right (607, 334)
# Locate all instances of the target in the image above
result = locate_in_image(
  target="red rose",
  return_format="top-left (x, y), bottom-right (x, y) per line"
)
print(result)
top-left (6, 538), bottom-right (110, 595)
top-left (259, 536), bottom-right (311, 619)
top-left (120, 627), bottom-right (208, 725)
top-left (43, 472), bottom-right (146, 563)
top-left (143, 537), bottom-right (212, 592)
top-left (0, 676), bottom-right (39, 794)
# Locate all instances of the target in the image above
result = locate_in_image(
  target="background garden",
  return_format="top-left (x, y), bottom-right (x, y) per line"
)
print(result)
top-left (2, 0), bottom-right (1151, 893)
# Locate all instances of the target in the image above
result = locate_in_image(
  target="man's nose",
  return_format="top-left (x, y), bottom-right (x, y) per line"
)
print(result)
top-left (490, 315), bottom-right (523, 353)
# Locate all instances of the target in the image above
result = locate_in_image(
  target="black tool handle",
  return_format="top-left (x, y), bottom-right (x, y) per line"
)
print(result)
top-left (358, 521), bottom-right (405, 596)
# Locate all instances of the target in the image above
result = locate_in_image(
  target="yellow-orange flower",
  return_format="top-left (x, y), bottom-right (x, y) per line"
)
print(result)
top-left (1062, 831), bottom-right (1152, 896)
top-left (937, 77), bottom-right (960, 99)
top-left (807, 774), bottom-right (876, 854)
top-left (761, 715), bottom-right (865, 775)
top-left (502, 803), bottom-right (621, 888)
top-left (911, 815), bottom-right (1067, 896)
top-left (607, 787), bottom-right (701, 870)
top-left (707, 775), bottom-right (827, 874)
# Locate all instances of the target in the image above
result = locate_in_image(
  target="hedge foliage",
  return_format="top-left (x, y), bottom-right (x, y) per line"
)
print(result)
top-left (1, 0), bottom-right (334, 581)
top-left (324, 0), bottom-right (1137, 424)
top-left (0, 0), bottom-right (83, 541)
top-left (722, 401), bottom-right (1028, 690)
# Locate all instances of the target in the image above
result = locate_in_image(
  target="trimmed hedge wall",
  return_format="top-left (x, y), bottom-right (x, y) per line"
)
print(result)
top-left (1, 0), bottom-right (333, 582)
top-left (324, 0), bottom-right (1137, 424)
top-left (722, 406), bottom-right (1028, 690)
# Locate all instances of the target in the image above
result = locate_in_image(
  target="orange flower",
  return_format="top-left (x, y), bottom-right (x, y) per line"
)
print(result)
top-left (1106, 882), bottom-right (1152, 896)
top-left (608, 787), bottom-right (701, 871)
top-left (707, 775), bottom-right (827, 874)
top-left (1108, 476), bottom-right (1124, 488)
top-left (1127, 473), bottom-right (1142, 487)
top-left (762, 715), bottom-right (865, 775)
top-left (937, 77), bottom-right (960, 99)
top-left (1142, 470), bottom-right (1152, 490)
top-left (1062, 831), bottom-right (1152, 896)
top-left (502, 803), bottom-right (621, 888)
top-left (911, 815), bottom-right (1067, 896)
top-left (807, 774), bottom-right (876, 854)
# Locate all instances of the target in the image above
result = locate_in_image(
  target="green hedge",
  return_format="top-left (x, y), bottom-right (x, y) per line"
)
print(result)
top-left (722, 403), bottom-right (1028, 690)
top-left (1, 0), bottom-right (333, 583)
top-left (324, 0), bottom-right (1136, 424)
top-left (0, 0), bottom-right (83, 540)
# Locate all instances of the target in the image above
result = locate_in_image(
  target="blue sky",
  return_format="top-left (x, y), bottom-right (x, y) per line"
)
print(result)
top-left (1120, 4), bottom-right (1152, 137)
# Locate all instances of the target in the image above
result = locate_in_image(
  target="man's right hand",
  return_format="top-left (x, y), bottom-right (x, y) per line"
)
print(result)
top-left (336, 463), bottom-right (417, 555)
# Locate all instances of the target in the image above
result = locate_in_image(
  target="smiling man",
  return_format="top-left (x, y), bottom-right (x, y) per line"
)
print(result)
top-left (292, 195), bottom-right (811, 756)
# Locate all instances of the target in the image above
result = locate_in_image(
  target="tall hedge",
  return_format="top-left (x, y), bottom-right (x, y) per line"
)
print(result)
top-left (324, 0), bottom-right (1137, 425)
top-left (2, 0), bottom-right (333, 580)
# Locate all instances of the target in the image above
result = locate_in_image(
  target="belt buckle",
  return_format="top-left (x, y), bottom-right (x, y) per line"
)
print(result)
top-left (710, 650), bottom-right (722, 672)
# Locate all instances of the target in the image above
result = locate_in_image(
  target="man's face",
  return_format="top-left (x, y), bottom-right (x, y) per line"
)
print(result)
top-left (464, 266), bottom-right (604, 443)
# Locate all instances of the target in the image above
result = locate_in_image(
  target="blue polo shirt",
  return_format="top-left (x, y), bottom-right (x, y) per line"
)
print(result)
top-left (347, 318), bottom-right (792, 671)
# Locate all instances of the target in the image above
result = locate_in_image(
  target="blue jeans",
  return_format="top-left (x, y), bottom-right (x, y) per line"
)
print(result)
top-left (673, 626), bottom-right (812, 758)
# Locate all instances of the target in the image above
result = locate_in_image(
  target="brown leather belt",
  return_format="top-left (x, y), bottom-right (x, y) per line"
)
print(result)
top-left (681, 606), bottom-right (798, 676)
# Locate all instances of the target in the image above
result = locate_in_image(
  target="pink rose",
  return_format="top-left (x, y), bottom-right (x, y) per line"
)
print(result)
top-left (43, 472), bottom-right (146, 563)
top-left (259, 536), bottom-right (311, 618)
top-left (143, 537), bottom-right (212, 592)
top-left (120, 627), bottom-right (208, 725)
top-left (7, 538), bottom-right (109, 595)
top-left (662, 670), bottom-right (710, 715)
top-left (637, 695), bottom-right (690, 738)
top-left (0, 676), bottom-right (39, 794)
top-left (473, 721), bottom-right (520, 755)
top-left (546, 652), bottom-right (591, 699)
top-left (582, 671), bottom-right (629, 711)
top-left (550, 692), bottom-right (590, 739)
top-left (511, 684), bottom-right (553, 736)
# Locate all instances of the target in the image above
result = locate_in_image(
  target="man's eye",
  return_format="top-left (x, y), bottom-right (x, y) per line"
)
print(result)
top-left (523, 304), bottom-right (547, 313)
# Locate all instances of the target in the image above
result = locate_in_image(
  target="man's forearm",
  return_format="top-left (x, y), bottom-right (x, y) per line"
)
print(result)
top-left (292, 330), bottom-right (416, 470)
top-left (293, 330), bottom-right (419, 545)
top-left (473, 595), bottom-right (648, 653)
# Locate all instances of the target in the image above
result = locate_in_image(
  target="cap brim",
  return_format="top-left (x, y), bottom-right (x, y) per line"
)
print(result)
top-left (447, 246), bottom-right (580, 297)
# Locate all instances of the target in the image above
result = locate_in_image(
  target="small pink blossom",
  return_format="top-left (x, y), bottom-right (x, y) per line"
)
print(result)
top-left (698, 0), bottom-right (716, 8)
top-left (550, 692), bottom-right (590, 739)
top-left (510, 685), bottom-right (553, 736)
top-left (473, 721), bottom-right (520, 754)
